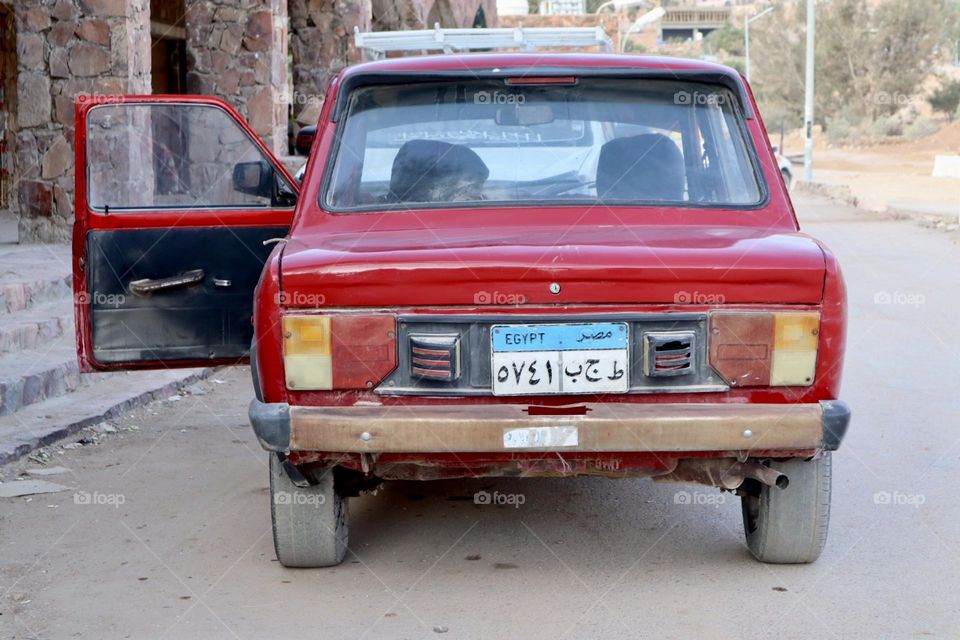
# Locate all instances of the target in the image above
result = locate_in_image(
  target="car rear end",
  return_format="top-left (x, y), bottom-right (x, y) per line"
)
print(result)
top-left (250, 54), bottom-right (850, 567)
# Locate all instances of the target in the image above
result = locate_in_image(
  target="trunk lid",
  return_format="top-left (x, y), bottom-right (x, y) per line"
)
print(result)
top-left (280, 224), bottom-right (825, 307)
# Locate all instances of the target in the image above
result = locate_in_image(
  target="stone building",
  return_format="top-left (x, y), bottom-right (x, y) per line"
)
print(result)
top-left (0, 0), bottom-right (497, 243)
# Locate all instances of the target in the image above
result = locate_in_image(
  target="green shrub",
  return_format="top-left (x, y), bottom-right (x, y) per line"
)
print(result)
top-left (868, 115), bottom-right (902, 138)
top-left (929, 79), bottom-right (960, 118)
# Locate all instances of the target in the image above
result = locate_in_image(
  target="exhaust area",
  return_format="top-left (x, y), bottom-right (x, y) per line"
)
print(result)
top-left (654, 458), bottom-right (789, 490)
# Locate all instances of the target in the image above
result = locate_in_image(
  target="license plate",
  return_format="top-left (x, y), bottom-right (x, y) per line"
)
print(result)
top-left (491, 323), bottom-right (629, 396)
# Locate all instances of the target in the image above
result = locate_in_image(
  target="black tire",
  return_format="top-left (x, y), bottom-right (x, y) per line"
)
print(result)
top-left (269, 454), bottom-right (349, 567)
top-left (741, 454), bottom-right (831, 564)
top-left (781, 168), bottom-right (793, 189)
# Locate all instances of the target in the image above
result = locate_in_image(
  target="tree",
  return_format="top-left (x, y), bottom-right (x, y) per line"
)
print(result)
top-left (749, 0), bottom-right (956, 131)
top-left (703, 24), bottom-right (744, 57)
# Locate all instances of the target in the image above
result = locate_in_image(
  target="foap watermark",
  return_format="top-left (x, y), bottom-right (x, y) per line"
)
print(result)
top-left (674, 91), bottom-right (727, 107)
top-left (873, 490), bottom-right (925, 508)
top-left (76, 291), bottom-right (125, 308)
top-left (875, 91), bottom-right (921, 107)
top-left (474, 490), bottom-right (525, 508)
top-left (474, 91), bottom-right (526, 105)
top-left (74, 491), bottom-right (126, 508)
top-left (674, 290), bottom-right (725, 305)
top-left (281, 89), bottom-right (324, 112)
top-left (75, 91), bottom-right (124, 106)
top-left (673, 490), bottom-right (728, 508)
top-left (873, 291), bottom-right (925, 307)
top-left (474, 290), bottom-right (527, 305)
top-left (276, 291), bottom-right (327, 306)
top-left (273, 491), bottom-right (326, 507)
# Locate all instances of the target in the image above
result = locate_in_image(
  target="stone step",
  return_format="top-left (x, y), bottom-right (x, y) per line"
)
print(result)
top-left (0, 334), bottom-right (115, 416)
top-left (0, 367), bottom-right (215, 465)
top-left (0, 297), bottom-right (73, 354)
top-left (0, 244), bottom-right (73, 315)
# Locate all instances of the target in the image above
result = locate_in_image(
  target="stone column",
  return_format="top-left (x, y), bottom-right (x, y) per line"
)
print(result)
top-left (185, 0), bottom-right (288, 155)
top-left (289, 0), bottom-right (371, 126)
top-left (14, 0), bottom-right (151, 243)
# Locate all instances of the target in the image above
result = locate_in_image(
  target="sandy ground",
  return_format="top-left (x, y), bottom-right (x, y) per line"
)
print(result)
top-left (1, 193), bottom-right (959, 639)
top-left (781, 122), bottom-right (960, 218)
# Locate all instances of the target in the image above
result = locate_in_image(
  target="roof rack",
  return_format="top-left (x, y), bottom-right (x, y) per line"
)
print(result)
top-left (353, 24), bottom-right (614, 60)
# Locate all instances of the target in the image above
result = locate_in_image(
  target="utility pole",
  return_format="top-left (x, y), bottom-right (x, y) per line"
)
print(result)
top-left (744, 15), bottom-right (750, 81)
top-left (743, 7), bottom-right (773, 83)
top-left (803, 0), bottom-right (815, 182)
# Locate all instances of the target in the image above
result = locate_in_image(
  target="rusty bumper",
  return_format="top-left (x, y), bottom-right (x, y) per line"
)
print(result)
top-left (249, 399), bottom-right (850, 455)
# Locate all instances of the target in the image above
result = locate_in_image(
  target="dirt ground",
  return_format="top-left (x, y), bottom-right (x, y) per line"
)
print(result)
top-left (780, 122), bottom-right (960, 217)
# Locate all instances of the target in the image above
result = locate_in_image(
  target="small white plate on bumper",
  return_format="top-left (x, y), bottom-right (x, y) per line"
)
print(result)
top-left (491, 323), bottom-right (629, 396)
top-left (503, 425), bottom-right (579, 448)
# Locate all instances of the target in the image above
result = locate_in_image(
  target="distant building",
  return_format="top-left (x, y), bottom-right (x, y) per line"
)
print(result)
top-left (661, 4), bottom-right (731, 41)
top-left (539, 0), bottom-right (586, 15)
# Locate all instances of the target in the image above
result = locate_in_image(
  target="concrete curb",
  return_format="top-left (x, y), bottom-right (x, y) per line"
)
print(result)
top-left (0, 367), bottom-right (219, 466)
top-left (793, 181), bottom-right (860, 208)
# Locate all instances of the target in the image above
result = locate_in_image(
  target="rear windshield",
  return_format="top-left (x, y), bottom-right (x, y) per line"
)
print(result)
top-left (324, 78), bottom-right (764, 212)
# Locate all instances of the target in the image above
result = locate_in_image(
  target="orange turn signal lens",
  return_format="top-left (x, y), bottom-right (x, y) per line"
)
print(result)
top-left (283, 316), bottom-right (332, 390)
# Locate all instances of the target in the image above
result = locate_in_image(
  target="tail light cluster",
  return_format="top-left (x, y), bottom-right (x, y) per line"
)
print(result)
top-left (282, 315), bottom-right (396, 390)
top-left (280, 311), bottom-right (819, 393)
top-left (708, 311), bottom-right (820, 387)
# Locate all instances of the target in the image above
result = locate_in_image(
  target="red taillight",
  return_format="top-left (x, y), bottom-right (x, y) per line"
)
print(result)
top-left (331, 315), bottom-right (397, 388)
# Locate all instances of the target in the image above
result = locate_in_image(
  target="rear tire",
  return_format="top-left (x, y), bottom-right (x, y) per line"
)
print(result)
top-left (270, 454), bottom-right (349, 567)
top-left (741, 454), bottom-right (831, 564)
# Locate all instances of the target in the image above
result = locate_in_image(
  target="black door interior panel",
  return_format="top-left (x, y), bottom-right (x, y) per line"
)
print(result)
top-left (87, 226), bottom-right (287, 363)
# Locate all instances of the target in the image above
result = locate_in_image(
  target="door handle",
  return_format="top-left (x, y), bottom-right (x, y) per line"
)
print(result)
top-left (129, 269), bottom-right (205, 296)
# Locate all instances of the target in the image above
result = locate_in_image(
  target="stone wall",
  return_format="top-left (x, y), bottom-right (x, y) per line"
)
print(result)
top-left (15, 0), bottom-right (151, 243)
top-left (185, 0), bottom-right (288, 154)
top-left (289, 0), bottom-right (498, 127)
top-left (288, 0), bottom-right (371, 126)
top-left (371, 0), bottom-right (497, 33)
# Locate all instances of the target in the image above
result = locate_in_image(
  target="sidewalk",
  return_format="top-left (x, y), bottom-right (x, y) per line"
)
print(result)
top-left (0, 230), bottom-right (215, 464)
top-left (813, 168), bottom-right (960, 226)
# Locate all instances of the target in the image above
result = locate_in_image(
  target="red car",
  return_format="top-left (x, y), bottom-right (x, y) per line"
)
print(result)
top-left (72, 54), bottom-right (849, 568)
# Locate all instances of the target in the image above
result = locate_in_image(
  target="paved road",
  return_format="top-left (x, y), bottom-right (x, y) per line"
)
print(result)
top-left (1, 194), bottom-right (958, 640)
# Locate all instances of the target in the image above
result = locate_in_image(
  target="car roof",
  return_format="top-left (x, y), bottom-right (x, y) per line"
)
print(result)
top-left (340, 53), bottom-right (740, 80)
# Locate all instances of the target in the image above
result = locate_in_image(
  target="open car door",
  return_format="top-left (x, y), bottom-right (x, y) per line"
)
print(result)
top-left (73, 96), bottom-right (298, 371)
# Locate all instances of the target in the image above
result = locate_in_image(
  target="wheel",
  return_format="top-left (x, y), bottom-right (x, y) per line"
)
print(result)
top-left (741, 454), bottom-right (831, 564)
top-left (781, 168), bottom-right (793, 189)
top-left (269, 453), bottom-right (349, 567)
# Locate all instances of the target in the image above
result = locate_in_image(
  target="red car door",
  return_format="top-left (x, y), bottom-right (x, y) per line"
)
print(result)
top-left (72, 96), bottom-right (298, 372)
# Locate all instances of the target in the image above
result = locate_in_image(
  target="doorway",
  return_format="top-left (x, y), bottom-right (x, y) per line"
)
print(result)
top-left (150, 0), bottom-right (187, 95)
top-left (0, 2), bottom-right (17, 242)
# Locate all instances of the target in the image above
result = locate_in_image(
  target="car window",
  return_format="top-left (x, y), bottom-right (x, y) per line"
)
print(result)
top-left (86, 103), bottom-right (295, 212)
top-left (324, 78), bottom-right (763, 211)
